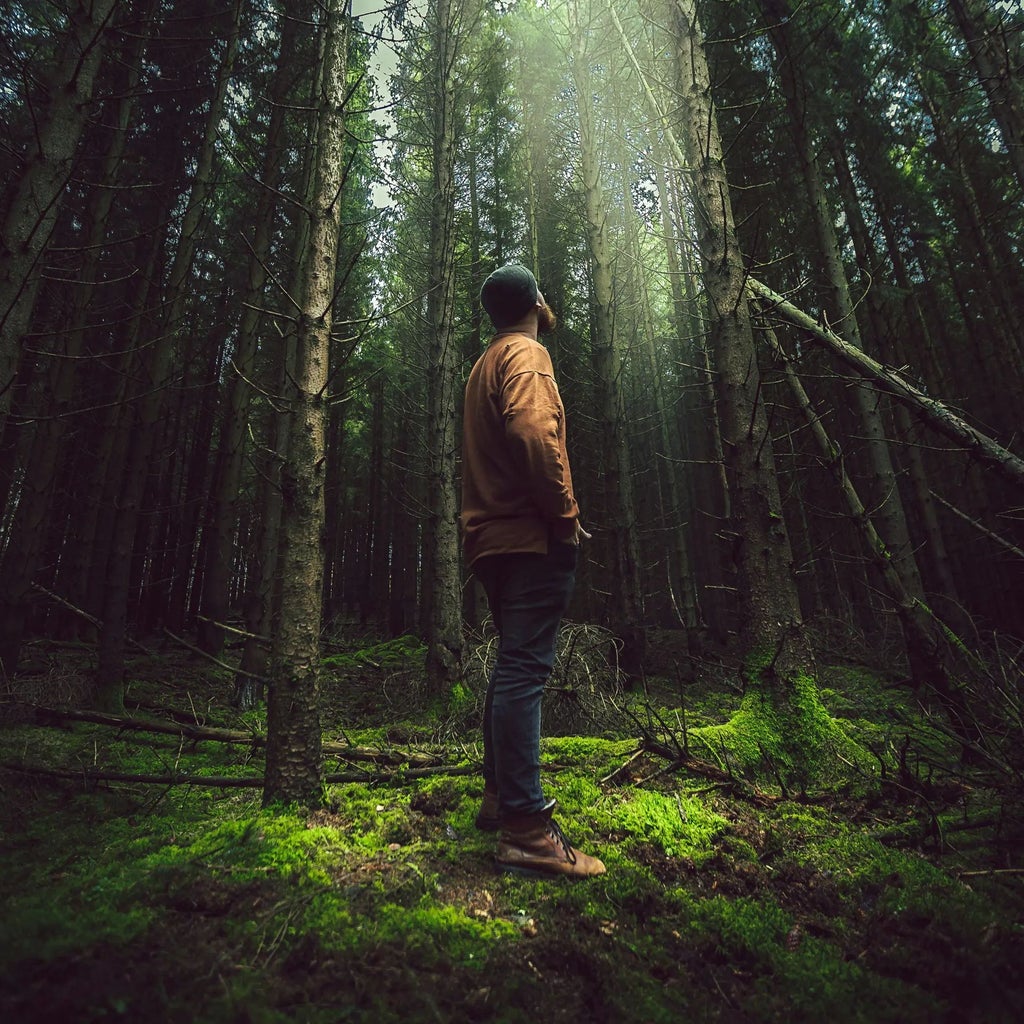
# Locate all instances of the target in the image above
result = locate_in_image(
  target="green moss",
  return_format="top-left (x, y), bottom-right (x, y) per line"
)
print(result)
top-left (145, 810), bottom-right (350, 883)
top-left (446, 679), bottom-right (476, 720)
top-left (606, 789), bottom-right (727, 860)
top-left (542, 735), bottom-right (637, 777)
top-left (321, 635), bottom-right (426, 671)
top-left (685, 894), bottom-right (942, 1022)
top-left (315, 900), bottom-right (516, 960)
top-left (4, 642), bottom-right (1023, 1024)
top-left (0, 878), bottom-right (153, 967)
top-left (692, 672), bottom-right (875, 790)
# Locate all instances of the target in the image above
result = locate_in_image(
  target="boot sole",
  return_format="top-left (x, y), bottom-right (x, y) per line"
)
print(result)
top-left (496, 860), bottom-right (600, 880)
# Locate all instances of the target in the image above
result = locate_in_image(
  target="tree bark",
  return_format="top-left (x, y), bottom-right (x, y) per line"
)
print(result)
top-left (263, 0), bottom-right (350, 807)
top-left (422, 0), bottom-right (464, 691)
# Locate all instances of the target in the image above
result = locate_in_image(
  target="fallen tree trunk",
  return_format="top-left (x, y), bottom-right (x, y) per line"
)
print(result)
top-left (747, 277), bottom-right (1024, 491)
top-left (27, 706), bottom-right (442, 767)
top-left (1, 761), bottom-right (475, 788)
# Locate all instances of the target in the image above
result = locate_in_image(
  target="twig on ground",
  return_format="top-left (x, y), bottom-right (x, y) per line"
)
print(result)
top-left (599, 747), bottom-right (645, 785)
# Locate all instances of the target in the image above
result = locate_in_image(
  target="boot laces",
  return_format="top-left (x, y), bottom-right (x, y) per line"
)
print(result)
top-left (545, 816), bottom-right (577, 866)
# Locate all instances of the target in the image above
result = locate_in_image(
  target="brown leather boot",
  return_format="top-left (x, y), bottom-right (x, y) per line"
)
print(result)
top-left (496, 803), bottom-right (605, 878)
top-left (475, 784), bottom-right (501, 832)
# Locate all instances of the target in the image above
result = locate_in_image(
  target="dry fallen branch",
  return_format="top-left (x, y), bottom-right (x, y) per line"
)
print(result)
top-left (163, 629), bottom-right (268, 683)
top-left (29, 584), bottom-right (151, 655)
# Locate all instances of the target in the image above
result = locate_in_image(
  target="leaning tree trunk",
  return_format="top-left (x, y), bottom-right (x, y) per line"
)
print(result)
top-left (262, 0), bottom-right (350, 807)
top-left (0, 0), bottom-right (118, 435)
top-left (0, 2), bottom-right (154, 676)
top-left (947, 0), bottom-right (1024, 195)
top-left (759, 316), bottom-right (978, 746)
top-left (422, 0), bottom-right (464, 692)
top-left (761, 0), bottom-right (927, 611)
top-left (94, 1), bottom-right (243, 711)
top-left (746, 278), bottom-right (1024, 493)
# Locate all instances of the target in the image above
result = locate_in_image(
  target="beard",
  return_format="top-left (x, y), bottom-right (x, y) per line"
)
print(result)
top-left (537, 301), bottom-right (558, 335)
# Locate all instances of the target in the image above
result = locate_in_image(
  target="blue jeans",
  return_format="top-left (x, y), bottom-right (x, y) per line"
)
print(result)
top-left (474, 543), bottom-right (578, 816)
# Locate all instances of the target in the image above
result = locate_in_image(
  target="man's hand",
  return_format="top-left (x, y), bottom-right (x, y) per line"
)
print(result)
top-left (573, 521), bottom-right (592, 543)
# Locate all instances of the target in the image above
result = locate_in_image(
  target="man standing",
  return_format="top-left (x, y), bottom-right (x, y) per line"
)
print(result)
top-left (461, 264), bottom-right (605, 879)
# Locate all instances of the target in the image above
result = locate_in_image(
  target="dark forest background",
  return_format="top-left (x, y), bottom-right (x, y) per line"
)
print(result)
top-left (1, 0), bottom-right (1023, 786)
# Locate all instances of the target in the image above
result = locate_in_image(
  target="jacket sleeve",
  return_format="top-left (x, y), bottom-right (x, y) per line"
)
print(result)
top-left (499, 344), bottom-right (579, 525)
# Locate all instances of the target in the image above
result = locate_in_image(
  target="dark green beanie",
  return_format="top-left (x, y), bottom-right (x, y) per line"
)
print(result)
top-left (480, 264), bottom-right (539, 327)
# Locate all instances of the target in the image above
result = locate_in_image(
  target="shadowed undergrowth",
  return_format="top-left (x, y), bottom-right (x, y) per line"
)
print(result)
top-left (1, 637), bottom-right (1022, 1023)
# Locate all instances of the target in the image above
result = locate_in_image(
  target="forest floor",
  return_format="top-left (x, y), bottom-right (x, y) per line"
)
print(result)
top-left (0, 628), bottom-right (1022, 1023)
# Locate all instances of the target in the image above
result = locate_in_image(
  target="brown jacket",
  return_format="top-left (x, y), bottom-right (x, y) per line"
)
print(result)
top-left (461, 333), bottom-right (580, 568)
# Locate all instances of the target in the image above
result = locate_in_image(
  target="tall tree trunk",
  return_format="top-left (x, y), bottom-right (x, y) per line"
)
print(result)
top-left (668, 0), bottom-right (810, 678)
top-left (200, 5), bottom-right (305, 656)
top-left (668, 0), bottom-right (880, 787)
top-left (263, 0), bottom-right (350, 807)
top-left (422, 0), bottom-right (464, 691)
top-left (0, 0), bottom-right (118, 433)
top-left (569, 0), bottom-right (646, 673)
top-left (236, 8), bottom-right (325, 706)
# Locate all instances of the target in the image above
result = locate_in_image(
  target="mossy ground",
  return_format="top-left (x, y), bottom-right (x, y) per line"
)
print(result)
top-left (1, 634), bottom-right (1022, 1022)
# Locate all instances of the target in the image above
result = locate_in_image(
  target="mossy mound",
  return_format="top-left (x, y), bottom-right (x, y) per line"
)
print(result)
top-left (692, 673), bottom-right (876, 792)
